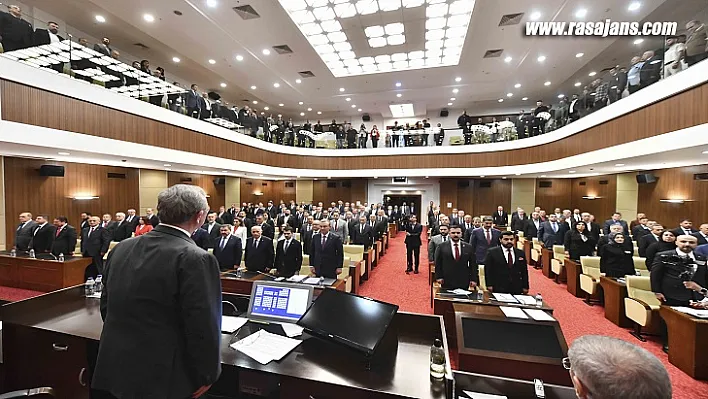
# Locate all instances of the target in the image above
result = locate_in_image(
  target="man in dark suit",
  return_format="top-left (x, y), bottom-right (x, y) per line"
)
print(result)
top-left (185, 84), bottom-right (201, 118)
top-left (265, 201), bottom-right (278, 220)
top-left (14, 212), bottom-right (37, 251)
top-left (460, 215), bottom-right (475, 242)
top-left (692, 224), bottom-right (708, 246)
top-left (603, 212), bottom-right (629, 235)
top-left (350, 215), bottom-right (374, 250)
top-left (125, 209), bottom-right (140, 234)
top-left (201, 212), bottom-right (221, 249)
top-left (309, 220), bottom-right (343, 279)
top-left (92, 185), bottom-right (221, 399)
top-left (638, 224), bottom-right (663, 257)
top-left (191, 228), bottom-right (211, 251)
top-left (30, 215), bottom-right (56, 253)
top-left (672, 219), bottom-right (699, 238)
top-left (538, 214), bottom-right (565, 249)
top-left (252, 214), bottom-right (274, 240)
top-left (81, 216), bottom-right (111, 279)
top-left (51, 216), bottom-right (77, 257)
top-left (276, 209), bottom-right (295, 229)
top-left (523, 212), bottom-right (542, 242)
top-left (631, 217), bottom-right (652, 242)
top-left (301, 219), bottom-right (319, 256)
top-left (100, 214), bottom-right (118, 240)
top-left (111, 213), bottom-right (132, 242)
top-left (651, 235), bottom-right (707, 306)
top-left (369, 214), bottom-right (385, 244)
top-left (484, 231), bottom-right (529, 295)
top-left (469, 217), bottom-right (501, 264)
top-left (217, 206), bottom-right (234, 226)
top-left (404, 215), bottom-right (423, 274)
top-left (580, 213), bottom-right (601, 243)
top-left (244, 226), bottom-right (274, 272)
top-left (0, 5), bottom-right (33, 52)
top-left (213, 225), bottom-right (242, 271)
top-left (435, 225), bottom-right (478, 290)
top-left (33, 21), bottom-right (65, 73)
top-left (510, 208), bottom-right (527, 232)
top-left (274, 227), bottom-right (303, 278)
top-left (93, 37), bottom-right (112, 56)
top-left (492, 206), bottom-right (509, 227)
top-left (80, 212), bottom-right (91, 231)
top-left (145, 208), bottom-right (160, 227)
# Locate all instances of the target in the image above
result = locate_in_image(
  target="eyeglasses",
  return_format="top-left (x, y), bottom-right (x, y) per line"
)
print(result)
top-left (562, 357), bottom-right (571, 370)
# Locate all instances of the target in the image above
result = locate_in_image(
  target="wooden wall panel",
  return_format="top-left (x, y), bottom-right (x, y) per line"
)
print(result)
top-left (167, 172), bottom-right (225, 211)
top-left (239, 179), bottom-right (296, 207)
top-left (570, 175), bottom-right (618, 220)
top-left (438, 179), bottom-right (458, 215)
top-left (312, 180), bottom-right (367, 206)
top-left (637, 166), bottom-right (708, 228)
top-left (3, 157), bottom-right (139, 247)
top-left (535, 179), bottom-right (572, 214)
top-left (2, 80), bottom-right (707, 170)
top-left (473, 179), bottom-right (512, 217)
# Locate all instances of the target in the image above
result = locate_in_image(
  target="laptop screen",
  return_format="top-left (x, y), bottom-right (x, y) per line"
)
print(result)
top-left (247, 281), bottom-right (314, 323)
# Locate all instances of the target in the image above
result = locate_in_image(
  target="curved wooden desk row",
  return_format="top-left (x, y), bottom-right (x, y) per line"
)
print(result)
top-left (0, 252), bottom-right (91, 292)
top-left (1, 77), bottom-right (707, 170)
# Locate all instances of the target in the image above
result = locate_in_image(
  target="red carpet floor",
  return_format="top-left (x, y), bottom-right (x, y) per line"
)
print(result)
top-left (0, 286), bottom-right (43, 302)
top-left (360, 230), bottom-right (708, 399)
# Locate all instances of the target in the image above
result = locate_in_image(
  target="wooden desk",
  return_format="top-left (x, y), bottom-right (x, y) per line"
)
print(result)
top-left (523, 240), bottom-right (533, 267)
top-left (454, 371), bottom-right (577, 399)
top-left (541, 248), bottom-right (553, 278)
top-left (660, 306), bottom-right (708, 380)
top-left (454, 305), bottom-right (571, 386)
top-left (564, 259), bottom-right (583, 298)
top-left (0, 286), bottom-right (454, 399)
top-left (389, 223), bottom-right (397, 238)
top-left (599, 276), bottom-right (631, 328)
top-left (363, 248), bottom-right (373, 279)
top-left (0, 253), bottom-right (92, 292)
top-left (220, 271), bottom-right (345, 296)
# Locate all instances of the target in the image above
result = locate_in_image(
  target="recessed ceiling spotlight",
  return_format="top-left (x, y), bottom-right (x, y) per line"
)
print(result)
top-left (703, 150), bottom-right (708, 154)
top-left (615, 163), bottom-right (626, 166)
top-left (273, 83), bottom-right (280, 88)
top-left (358, 108), bottom-right (362, 112)
top-left (277, 114), bottom-right (282, 117)
top-left (575, 8), bottom-right (587, 18)
top-left (143, 13), bottom-right (155, 22)
top-left (345, 97), bottom-right (351, 101)
top-left (295, 79), bottom-right (302, 84)
top-left (262, 49), bottom-right (271, 55)
top-left (537, 55), bottom-right (546, 62)
top-left (250, 85), bottom-right (257, 90)
top-left (206, 0), bottom-right (218, 7)
top-left (95, 15), bottom-right (106, 23)
top-left (397, 93), bottom-right (402, 98)
top-left (252, 100), bottom-right (258, 104)
top-left (298, 101), bottom-right (304, 105)
top-left (515, 173), bottom-right (521, 176)
top-left (208, 59), bottom-right (216, 64)
top-left (504, 56), bottom-right (513, 63)
top-left (172, 57), bottom-right (181, 63)
top-left (220, 83), bottom-right (226, 88)
top-left (452, 88), bottom-right (459, 93)
top-left (448, 102), bottom-right (453, 106)
top-left (307, 107), bottom-right (312, 111)
top-left (58, 152), bottom-right (71, 156)
top-left (264, 106), bottom-right (269, 110)
top-left (455, 76), bottom-right (462, 82)
top-left (163, 164), bottom-right (171, 167)
top-left (628, 1), bottom-right (641, 11)
top-left (339, 87), bottom-right (345, 92)
top-left (522, 97), bottom-right (529, 101)
top-left (575, 52), bottom-right (584, 58)
top-left (498, 98), bottom-right (504, 102)
top-left (300, 112), bottom-right (305, 116)
top-left (317, 111), bottom-right (322, 114)
top-left (544, 81), bottom-right (551, 86)
top-left (351, 104), bottom-right (356, 108)
top-left (530, 11), bottom-right (542, 20)
top-left (480, 175), bottom-right (485, 178)
top-left (588, 71), bottom-right (597, 76)
top-left (540, 175), bottom-right (547, 177)
top-left (507, 92), bottom-right (513, 97)
top-left (569, 170), bottom-right (576, 173)
top-left (395, 82), bottom-right (402, 87)
top-left (450, 97), bottom-right (456, 101)
top-left (222, 170), bottom-right (228, 173)
top-left (502, 177), bottom-right (507, 179)
top-left (279, 103), bottom-right (284, 106)
top-left (235, 55), bottom-right (244, 61)
top-left (514, 83), bottom-right (521, 88)
top-left (557, 94), bottom-right (565, 98)
top-left (633, 38), bottom-right (644, 45)
top-left (574, 82), bottom-right (582, 87)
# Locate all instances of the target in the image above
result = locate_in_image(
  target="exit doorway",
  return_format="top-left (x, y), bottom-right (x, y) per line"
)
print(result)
top-left (383, 194), bottom-right (422, 222)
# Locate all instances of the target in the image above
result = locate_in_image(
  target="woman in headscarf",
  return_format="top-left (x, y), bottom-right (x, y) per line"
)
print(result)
top-left (645, 230), bottom-right (677, 271)
top-left (564, 220), bottom-right (596, 261)
top-left (600, 232), bottom-right (636, 278)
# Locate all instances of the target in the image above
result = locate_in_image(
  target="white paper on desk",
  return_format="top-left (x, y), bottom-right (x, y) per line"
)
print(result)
top-left (513, 295), bottom-right (537, 305)
top-left (499, 306), bottom-right (528, 319)
top-left (303, 277), bottom-right (321, 284)
top-left (462, 391), bottom-right (508, 399)
top-left (278, 322), bottom-right (305, 337)
top-left (287, 275), bottom-right (308, 283)
top-left (87, 292), bottom-right (101, 299)
top-left (230, 330), bottom-right (302, 364)
top-left (450, 288), bottom-right (473, 295)
top-left (221, 316), bottom-right (248, 333)
top-left (492, 293), bottom-right (519, 303)
top-left (524, 309), bottom-right (556, 322)
top-left (672, 306), bottom-right (708, 318)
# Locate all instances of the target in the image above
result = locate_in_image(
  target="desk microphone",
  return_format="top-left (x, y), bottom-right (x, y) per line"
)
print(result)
top-left (255, 270), bottom-right (276, 280)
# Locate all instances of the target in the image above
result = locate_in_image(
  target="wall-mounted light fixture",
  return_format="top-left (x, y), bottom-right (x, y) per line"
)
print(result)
top-left (582, 196), bottom-right (602, 200)
top-left (660, 199), bottom-right (692, 204)
top-left (72, 195), bottom-right (99, 200)
top-left (253, 191), bottom-right (264, 196)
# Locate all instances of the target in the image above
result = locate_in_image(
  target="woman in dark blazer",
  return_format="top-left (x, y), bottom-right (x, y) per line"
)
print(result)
top-left (564, 221), bottom-right (596, 261)
top-left (600, 232), bottom-right (636, 278)
top-left (645, 230), bottom-right (677, 271)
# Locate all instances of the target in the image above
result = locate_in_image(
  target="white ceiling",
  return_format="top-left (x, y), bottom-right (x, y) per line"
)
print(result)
top-left (16, 0), bottom-right (690, 120)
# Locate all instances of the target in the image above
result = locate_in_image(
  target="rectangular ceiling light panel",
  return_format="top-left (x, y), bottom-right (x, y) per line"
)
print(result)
top-left (278, 0), bottom-right (475, 77)
top-left (389, 103), bottom-right (415, 118)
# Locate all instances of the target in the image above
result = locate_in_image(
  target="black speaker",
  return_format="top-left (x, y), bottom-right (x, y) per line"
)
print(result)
top-left (39, 165), bottom-right (64, 177)
top-left (440, 109), bottom-right (449, 117)
top-left (362, 114), bottom-right (371, 122)
top-left (213, 177), bottom-right (226, 185)
top-left (538, 181), bottom-right (552, 188)
top-left (636, 173), bottom-right (657, 184)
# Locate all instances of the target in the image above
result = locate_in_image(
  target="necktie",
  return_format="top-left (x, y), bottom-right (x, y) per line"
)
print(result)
top-left (17, 223), bottom-right (23, 231)
top-left (552, 223), bottom-right (557, 232)
top-left (89, 227), bottom-right (94, 237)
top-left (442, 236), bottom-right (447, 242)
top-left (454, 243), bottom-right (460, 261)
top-left (466, 223), bottom-right (470, 230)
top-left (507, 249), bottom-right (514, 268)
top-left (360, 225), bottom-right (364, 234)
top-left (334, 220), bottom-right (337, 230)
top-left (486, 230), bottom-right (491, 245)
top-left (284, 240), bottom-right (290, 252)
top-left (56, 227), bottom-right (61, 237)
top-left (220, 237), bottom-right (227, 249)
top-left (321, 235), bottom-right (326, 247)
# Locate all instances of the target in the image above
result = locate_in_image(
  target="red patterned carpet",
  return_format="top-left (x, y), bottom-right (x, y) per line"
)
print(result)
top-left (359, 230), bottom-right (708, 399)
top-left (0, 286), bottom-right (43, 302)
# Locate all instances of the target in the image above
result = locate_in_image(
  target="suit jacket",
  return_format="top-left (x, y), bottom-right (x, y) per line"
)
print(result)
top-left (602, 219), bottom-right (629, 235)
top-left (686, 24), bottom-right (708, 57)
top-left (302, 229), bottom-right (316, 255)
top-left (510, 213), bottom-right (527, 232)
top-left (492, 211), bottom-right (509, 227)
top-left (274, 239), bottom-right (303, 278)
top-left (330, 218), bottom-right (349, 242)
top-left (124, 215), bottom-right (140, 233)
top-left (276, 215), bottom-right (295, 229)
top-left (265, 206), bottom-right (278, 220)
top-left (434, 240), bottom-right (478, 290)
top-left (191, 228), bottom-right (210, 251)
top-left (405, 223), bottom-right (423, 247)
top-left (692, 232), bottom-right (708, 246)
top-left (632, 225), bottom-right (651, 242)
top-left (638, 233), bottom-right (661, 257)
top-left (218, 212), bottom-right (234, 226)
top-left (310, 233), bottom-right (344, 279)
top-left (651, 250), bottom-right (708, 304)
top-left (538, 221), bottom-right (566, 249)
top-left (0, 11), bottom-right (33, 51)
top-left (484, 246), bottom-right (529, 295)
top-left (147, 214), bottom-right (160, 228)
top-left (469, 228), bottom-right (501, 263)
top-left (51, 224), bottom-right (77, 256)
top-left (584, 222), bottom-right (602, 242)
top-left (185, 90), bottom-right (201, 109)
top-left (14, 220), bottom-right (37, 251)
top-left (213, 235), bottom-right (243, 271)
top-left (350, 223), bottom-right (374, 249)
top-left (30, 223), bottom-right (56, 253)
top-left (523, 219), bottom-right (541, 242)
top-left (33, 29), bottom-right (64, 46)
top-left (201, 222), bottom-right (222, 249)
top-left (93, 225), bottom-right (222, 398)
top-left (111, 221), bottom-right (133, 242)
top-left (81, 226), bottom-right (111, 257)
top-left (672, 227), bottom-right (699, 238)
top-left (428, 234), bottom-right (450, 262)
top-left (244, 236), bottom-right (274, 272)
top-left (93, 42), bottom-right (112, 56)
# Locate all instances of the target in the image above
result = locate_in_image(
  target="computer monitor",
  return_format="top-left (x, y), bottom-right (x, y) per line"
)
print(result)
top-left (297, 289), bottom-right (399, 357)
top-left (246, 281), bottom-right (314, 324)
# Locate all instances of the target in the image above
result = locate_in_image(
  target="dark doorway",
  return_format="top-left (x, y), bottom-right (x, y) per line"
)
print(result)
top-left (383, 194), bottom-right (422, 222)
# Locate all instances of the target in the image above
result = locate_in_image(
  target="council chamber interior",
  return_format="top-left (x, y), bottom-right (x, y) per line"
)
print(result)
top-left (0, 0), bottom-right (707, 398)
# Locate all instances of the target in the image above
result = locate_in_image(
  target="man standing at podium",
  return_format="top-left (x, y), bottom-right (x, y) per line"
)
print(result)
top-left (93, 184), bottom-right (222, 399)
top-left (484, 231), bottom-right (529, 295)
top-left (435, 225), bottom-right (478, 290)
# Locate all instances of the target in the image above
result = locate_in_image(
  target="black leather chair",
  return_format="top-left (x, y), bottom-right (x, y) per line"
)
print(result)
top-left (0, 388), bottom-right (54, 398)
